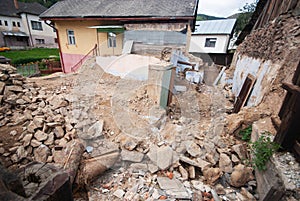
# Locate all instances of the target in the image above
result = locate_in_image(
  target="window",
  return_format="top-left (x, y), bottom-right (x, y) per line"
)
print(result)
top-left (36, 39), bottom-right (45, 44)
top-left (4, 21), bottom-right (8, 26)
top-left (108, 32), bottom-right (116, 48)
top-left (67, 30), bottom-right (76, 45)
top-left (31, 20), bottom-right (43, 30)
top-left (205, 38), bottom-right (217, 47)
top-left (54, 38), bottom-right (58, 43)
top-left (17, 22), bottom-right (20, 27)
top-left (12, 21), bottom-right (16, 27)
top-left (0, 20), bottom-right (2, 26)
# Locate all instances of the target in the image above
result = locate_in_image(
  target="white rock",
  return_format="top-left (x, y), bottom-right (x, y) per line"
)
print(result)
top-left (113, 189), bottom-right (125, 198)
top-left (121, 149), bottom-right (144, 162)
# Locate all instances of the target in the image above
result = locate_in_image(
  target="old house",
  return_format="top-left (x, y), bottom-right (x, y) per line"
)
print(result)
top-left (189, 19), bottom-right (236, 65)
top-left (40, 0), bottom-right (199, 73)
top-left (0, 0), bottom-right (57, 49)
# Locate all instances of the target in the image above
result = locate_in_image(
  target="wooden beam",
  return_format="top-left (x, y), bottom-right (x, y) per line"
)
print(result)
top-left (233, 74), bottom-right (256, 113)
top-left (282, 82), bottom-right (300, 94)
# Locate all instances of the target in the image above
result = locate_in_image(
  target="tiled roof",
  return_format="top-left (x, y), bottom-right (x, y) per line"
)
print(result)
top-left (40, 0), bottom-right (198, 19)
top-left (0, 0), bottom-right (47, 17)
top-left (193, 19), bottom-right (237, 35)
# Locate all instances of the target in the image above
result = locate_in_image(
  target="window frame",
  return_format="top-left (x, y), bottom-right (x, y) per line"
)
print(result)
top-left (107, 32), bottom-right (117, 48)
top-left (31, 20), bottom-right (43, 31)
top-left (205, 38), bottom-right (217, 48)
top-left (67, 29), bottom-right (76, 45)
top-left (35, 38), bottom-right (45, 44)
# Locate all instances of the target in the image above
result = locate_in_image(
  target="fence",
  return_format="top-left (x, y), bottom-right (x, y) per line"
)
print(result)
top-left (17, 63), bottom-right (40, 77)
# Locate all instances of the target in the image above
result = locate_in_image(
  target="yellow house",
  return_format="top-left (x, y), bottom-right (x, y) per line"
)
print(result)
top-left (40, 0), bottom-right (199, 73)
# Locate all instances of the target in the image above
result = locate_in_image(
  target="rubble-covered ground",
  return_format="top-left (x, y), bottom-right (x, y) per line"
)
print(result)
top-left (0, 55), bottom-right (299, 200)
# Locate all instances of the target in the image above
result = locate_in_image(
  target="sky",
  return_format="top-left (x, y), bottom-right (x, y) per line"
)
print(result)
top-left (198, 0), bottom-right (257, 18)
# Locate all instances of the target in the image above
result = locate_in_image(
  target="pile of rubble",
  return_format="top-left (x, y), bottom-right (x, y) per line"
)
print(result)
top-left (237, 13), bottom-right (300, 62)
top-left (0, 62), bottom-right (262, 200)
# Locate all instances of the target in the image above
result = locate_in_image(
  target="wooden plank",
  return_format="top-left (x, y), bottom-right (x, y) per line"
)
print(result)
top-left (233, 74), bottom-right (256, 113)
top-left (282, 82), bottom-right (300, 94)
top-left (274, 94), bottom-right (300, 151)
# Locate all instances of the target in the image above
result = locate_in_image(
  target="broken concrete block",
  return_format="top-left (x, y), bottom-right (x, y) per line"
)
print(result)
top-left (121, 149), bottom-right (144, 163)
top-left (147, 145), bottom-right (178, 170)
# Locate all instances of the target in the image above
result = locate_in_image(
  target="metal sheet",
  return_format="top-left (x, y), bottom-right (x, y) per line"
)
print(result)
top-left (193, 19), bottom-right (236, 35)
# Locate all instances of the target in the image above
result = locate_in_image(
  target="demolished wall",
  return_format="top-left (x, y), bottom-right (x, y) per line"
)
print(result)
top-left (231, 12), bottom-right (300, 114)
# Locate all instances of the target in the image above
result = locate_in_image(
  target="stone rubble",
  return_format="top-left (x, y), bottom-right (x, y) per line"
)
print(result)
top-left (1, 57), bottom-right (299, 201)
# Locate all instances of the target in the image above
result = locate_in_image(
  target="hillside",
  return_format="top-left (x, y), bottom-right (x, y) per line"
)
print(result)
top-left (196, 14), bottom-right (225, 21)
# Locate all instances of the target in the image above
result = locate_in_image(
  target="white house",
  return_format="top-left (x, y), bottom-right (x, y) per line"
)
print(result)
top-left (0, 0), bottom-right (57, 49)
top-left (189, 19), bottom-right (236, 54)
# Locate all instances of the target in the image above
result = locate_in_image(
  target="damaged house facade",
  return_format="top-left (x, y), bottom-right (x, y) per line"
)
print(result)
top-left (40, 0), bottom-right (199, 73)
top-left (189, 19), bottom-right (236, 66)
top-left (0, 0), bottom-right (57, 49)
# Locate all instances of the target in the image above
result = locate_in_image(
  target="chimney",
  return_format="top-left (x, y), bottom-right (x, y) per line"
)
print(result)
top-left (14, 0), bottom-right (19, 9)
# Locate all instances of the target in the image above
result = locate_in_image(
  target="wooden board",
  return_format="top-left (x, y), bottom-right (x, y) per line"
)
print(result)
top-left (233, 74), bottom-right (256, 113)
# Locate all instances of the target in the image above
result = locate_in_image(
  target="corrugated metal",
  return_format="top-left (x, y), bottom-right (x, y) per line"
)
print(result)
top-left (124, 30), bottom-right (186, 45)
top-left (193, 19), bottom-right (236, 35)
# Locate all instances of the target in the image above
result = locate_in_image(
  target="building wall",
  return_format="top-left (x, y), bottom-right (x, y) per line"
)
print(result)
top-left (189, 34), bottom-right (230, 54)
top-left (98, 32), bottom-right (123, 56)
top-left (55, 20), bottom-right (99, 72)
top-left (124, 30), bottom-right (187, 56)
top-left (20, 13), bottom-right (57, 48)
top-left (0, 15), bottom-right (26, 47)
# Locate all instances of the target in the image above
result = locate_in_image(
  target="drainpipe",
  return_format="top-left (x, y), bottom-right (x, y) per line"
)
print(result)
top-left (44, 21), bottom-right (66, 73)
top-left (25, 13), bottom-right (34, 47)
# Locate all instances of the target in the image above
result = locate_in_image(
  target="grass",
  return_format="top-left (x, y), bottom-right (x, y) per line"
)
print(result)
top-left (0, 48), bottom-right (59, 65)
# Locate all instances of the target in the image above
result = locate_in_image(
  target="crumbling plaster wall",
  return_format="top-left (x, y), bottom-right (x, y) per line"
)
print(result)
top-left (232, 54), bottom-right (281, 107)
top-left (231, 12), bottom-right (300, 111)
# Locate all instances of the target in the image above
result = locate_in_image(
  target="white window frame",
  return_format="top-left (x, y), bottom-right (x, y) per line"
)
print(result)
top-left (31, 20), bottom-right (43, 31)
top-left (67, 29), bottom-right (76, 45)
top-left (108, 32), bottom-right (116, 48)
top-left (205, 38), bottom-right (217, 48)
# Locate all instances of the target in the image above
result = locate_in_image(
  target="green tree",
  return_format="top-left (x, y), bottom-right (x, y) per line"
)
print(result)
top-left (235, 1), bottom-right (258, 34)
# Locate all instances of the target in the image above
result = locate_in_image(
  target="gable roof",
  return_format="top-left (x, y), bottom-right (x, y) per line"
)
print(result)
top-left (40, 0), bottom-right (199, 19)
top-left (193, 19), bottom-right (237, 35)
top-left (0, 0), bottom-right (47, 17)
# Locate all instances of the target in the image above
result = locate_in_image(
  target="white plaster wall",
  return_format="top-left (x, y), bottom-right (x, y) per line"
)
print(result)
top-left (96, 54), bottom-right (167, 81)
top-left (0, 15), bottom-right (24, 32)
top-left (232, 54), bottom-right (281, 107)
top-left (20, 13), bottom-right (57, 47)
top-left (189, 34), bottom-right (229, 54)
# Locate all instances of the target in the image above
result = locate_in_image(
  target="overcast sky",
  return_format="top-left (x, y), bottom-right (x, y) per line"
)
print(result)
top-left (198, 0), bottom-right (257, 18)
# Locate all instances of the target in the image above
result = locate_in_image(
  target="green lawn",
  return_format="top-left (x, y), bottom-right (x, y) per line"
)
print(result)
top-left (0, 48), bottom-right (59, 65)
